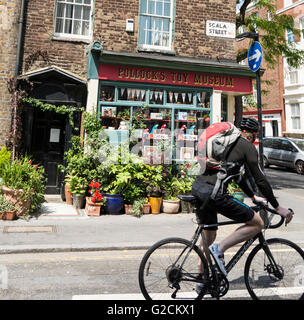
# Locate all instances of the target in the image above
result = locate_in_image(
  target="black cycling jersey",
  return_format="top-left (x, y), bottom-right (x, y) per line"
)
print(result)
top-left (200, 136), bottom-right (279, 209)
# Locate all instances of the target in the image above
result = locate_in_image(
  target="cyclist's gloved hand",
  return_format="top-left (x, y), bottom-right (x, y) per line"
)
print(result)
top-left (275, 205), bottom-right (293, 226)
top-left (251, 195), bottom-right (267, 205)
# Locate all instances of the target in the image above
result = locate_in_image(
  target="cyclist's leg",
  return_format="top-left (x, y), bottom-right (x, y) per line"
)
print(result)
top-left (219, 211), bottom-right (264, 253)
top-left (208, 194), bottom-right (264, 254)
top-left (195, 204), bottom-right (218, 272)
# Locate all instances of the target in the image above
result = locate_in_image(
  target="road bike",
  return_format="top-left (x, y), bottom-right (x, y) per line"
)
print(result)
top-left (138, 195), bottom-right (304, 300)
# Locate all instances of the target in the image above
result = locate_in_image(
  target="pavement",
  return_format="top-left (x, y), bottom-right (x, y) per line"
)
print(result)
top-left (0, 189), bottom-right (303, 254)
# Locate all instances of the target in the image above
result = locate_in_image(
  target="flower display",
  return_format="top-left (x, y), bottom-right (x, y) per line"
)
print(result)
top-left (88, 181), bottom-right (106, 204)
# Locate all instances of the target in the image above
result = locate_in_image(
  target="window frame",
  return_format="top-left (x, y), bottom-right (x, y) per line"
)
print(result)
top-left (138, 0), bottom-right (174, 52)
top-left (290, 103), bottom-right (301, 130)
top-left (53, 0), bottom-right (93, 41)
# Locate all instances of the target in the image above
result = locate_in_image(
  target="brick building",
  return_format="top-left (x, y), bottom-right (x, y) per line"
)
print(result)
top-left (0, 0), bottom-right (22, 147)
top-left (4, 0), bottom-right (256, 193)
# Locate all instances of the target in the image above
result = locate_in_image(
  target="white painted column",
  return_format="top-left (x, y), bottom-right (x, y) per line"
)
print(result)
top-left (86, 79), bottom-right (99, 114)
top-left (227, 94), bottom-right (235, 123)
top-left (212, 90), bottom-right (222, 123)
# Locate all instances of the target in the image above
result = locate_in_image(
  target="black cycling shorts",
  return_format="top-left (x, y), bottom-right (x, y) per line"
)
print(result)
top-left (196, 193), bottom-right (255, 231)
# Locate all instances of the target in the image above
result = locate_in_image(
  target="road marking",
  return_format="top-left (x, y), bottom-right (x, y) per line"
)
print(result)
top-left (72, 286), bottom-right (304, 300)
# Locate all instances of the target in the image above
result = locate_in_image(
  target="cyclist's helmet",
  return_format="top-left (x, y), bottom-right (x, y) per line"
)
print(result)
top-left (240, 117), bottom-right (259, 132)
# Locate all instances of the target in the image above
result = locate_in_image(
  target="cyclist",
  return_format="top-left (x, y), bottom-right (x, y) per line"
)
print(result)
top-left (192, 117), bottom-right (293, 282)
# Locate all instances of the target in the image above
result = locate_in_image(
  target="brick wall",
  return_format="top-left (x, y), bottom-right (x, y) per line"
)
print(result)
top-left (22, 0), bottom-right (88, 78)
top-left (0, 0), bottom-right (20, 147)
top-left (22, 0), bottom-right (237, 82)
top-left (94, 0), bottom-right (236, 61)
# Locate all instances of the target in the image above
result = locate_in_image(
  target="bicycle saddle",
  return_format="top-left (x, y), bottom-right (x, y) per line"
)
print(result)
top-left (178, 195), bottom-right (196, 203)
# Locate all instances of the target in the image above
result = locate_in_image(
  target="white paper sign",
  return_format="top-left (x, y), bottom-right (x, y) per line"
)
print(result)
top-left (50, 128), bottom-right (60, 143)
top-left (206, 20), bottom-right (236, 39)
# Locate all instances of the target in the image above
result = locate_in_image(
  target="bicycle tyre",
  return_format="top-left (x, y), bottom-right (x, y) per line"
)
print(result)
top-left (138, 237), bottom-right (209, 300)
top-left (244, 238), bottom-right (304, 300)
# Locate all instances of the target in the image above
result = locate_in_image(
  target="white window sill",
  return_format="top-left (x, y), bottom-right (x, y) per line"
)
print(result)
top-left (52, 34), bottom-right (92, 44)
top-left (137, 46), bottom-right (176, 55)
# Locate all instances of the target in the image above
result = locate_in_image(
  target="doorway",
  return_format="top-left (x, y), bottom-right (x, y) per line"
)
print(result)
top-left (30, 108), bottom-right (66, 194)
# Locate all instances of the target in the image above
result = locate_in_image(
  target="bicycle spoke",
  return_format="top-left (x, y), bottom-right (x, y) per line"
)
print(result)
top-left (245, 239), bottom-right (304, 300)
top-left (139, 238), bottom-right (209, 300)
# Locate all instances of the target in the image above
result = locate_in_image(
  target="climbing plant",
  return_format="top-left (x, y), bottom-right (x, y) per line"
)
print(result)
top-left (23, 97), bottom-right (84, 128)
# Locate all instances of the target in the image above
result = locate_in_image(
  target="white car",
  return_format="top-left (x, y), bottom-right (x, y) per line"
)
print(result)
top-left (262, 137), bottom-right (304, 174)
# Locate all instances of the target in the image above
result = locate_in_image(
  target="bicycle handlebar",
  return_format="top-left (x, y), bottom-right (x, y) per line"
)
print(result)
top-left (252, 200), bottom-right (294, 229)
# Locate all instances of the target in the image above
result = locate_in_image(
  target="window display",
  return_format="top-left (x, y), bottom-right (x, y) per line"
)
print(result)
top-left (98, 83), bottom-right (211, 163)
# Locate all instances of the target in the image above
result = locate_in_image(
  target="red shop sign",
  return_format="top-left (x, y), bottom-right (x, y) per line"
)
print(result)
top-left (99, 64), bottom-right (252, 93)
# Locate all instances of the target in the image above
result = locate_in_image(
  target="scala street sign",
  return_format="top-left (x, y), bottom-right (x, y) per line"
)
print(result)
top-left (206, 20), bottom-right (236, 39)
top-left (248, 41), bottom-right (263, 72)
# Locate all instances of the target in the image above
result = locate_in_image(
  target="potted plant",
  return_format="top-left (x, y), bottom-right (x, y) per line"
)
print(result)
top-left (85, 181), bottom-right (106, 216)
top-left (146, 183), bottom-right (163, 214)
top-left (1, 156), bottom-right (46, 217)
top-left (69, 175), bottom-right (87, 209)
top-left (227, 180), bottom-right (244, 202)
top-left (162, 177), bottom-right (182, 214)
top-left (0, 194), bottom-right (17, 220)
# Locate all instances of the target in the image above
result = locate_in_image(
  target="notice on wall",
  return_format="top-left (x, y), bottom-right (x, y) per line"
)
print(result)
top-left (206, 20), bottom-right (236, 39)
top-left (50, 128), bottom-right (60, 143)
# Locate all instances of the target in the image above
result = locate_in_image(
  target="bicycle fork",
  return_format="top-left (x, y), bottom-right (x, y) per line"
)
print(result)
top-left (259, 234), bottom-right (283, 280)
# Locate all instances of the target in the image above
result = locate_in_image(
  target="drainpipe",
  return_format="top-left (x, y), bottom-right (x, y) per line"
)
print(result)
top-left (12, 0), bottom-right (26, 159)
top-left (15, 0), bottom-right (26, 77)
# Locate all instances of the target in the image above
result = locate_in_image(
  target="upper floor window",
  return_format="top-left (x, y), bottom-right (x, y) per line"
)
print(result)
top-left (287, 29), bottom-right (295, 43)
top-left (138, 0), bottom-right (174, 51)
top-left (284, 0), bottom-right (293, 7)
top-left (290, 103), bottom-right (301, 130)
top-left (300, 17), bottom-right (304, 42)
top-left (54, 0), bottom-right (92, 39)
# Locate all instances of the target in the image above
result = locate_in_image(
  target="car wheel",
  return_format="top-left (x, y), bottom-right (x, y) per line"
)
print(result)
top-left (263, 156), bottom-right (269, 168)
top-left (295, 160), bottom-right (304, 174)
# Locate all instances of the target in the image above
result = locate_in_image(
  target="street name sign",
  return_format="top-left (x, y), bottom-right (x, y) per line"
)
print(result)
top-left (247, 41), bottom-right (263, 72)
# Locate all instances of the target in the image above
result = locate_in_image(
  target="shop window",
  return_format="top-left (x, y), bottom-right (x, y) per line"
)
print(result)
top-left (54, 0), bottom-right (93, 39)
top-left (197, 91), bottom-right (211, 108)
top-left (149, 89), bottom-right (164, 105)
top-left (167, 91), bottom-right (193, 105)
top-left (118, 87), bottom-right (146, 102)
top-left (100, 86), bottom-right (115, 102)
top-left (138, 0), bottom-right (173, 51)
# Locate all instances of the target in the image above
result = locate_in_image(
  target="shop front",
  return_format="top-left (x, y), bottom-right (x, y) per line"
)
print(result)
top-left (86, 45), bottom-right (255, 164)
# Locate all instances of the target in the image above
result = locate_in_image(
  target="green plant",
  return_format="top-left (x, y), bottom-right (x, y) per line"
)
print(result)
top-left (1, 156), bottom-right (46, 214)
top-left (132, 198), bottom-right (146, 218)
top-left (0, 194), bottom-right (15, 213)
top-left (69, 175), bottom-right (87, 195)
top-left (0, 147), bottom-right (11, 177)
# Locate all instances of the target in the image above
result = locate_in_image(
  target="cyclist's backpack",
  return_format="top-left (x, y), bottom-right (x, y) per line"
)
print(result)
top-left (197, 122), bottom-right (241, 171)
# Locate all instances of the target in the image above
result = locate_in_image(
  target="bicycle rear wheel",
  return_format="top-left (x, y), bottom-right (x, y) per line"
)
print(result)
top-left (138, 237), bottom-right (209, 300)
top-left (244, 238), bottom-right (304, 300)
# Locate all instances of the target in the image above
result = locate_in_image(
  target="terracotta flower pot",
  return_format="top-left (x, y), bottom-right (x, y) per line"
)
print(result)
top-left (142, 203), bottom-right (151, 214)
top-left (124, 204), bottom-right (134, 215)
top-left (85, 197), bottom-right (102, 216)
top-left (162, 199), bottom-right (180, 214)
top-left (148, 197), bottom-right (162, 214)
top-left (3, 210), bottom-right (16, 220)
top-left (65, 183), bottom-right (73, 205)
top-left (1, 186), bottom-right (31, 216)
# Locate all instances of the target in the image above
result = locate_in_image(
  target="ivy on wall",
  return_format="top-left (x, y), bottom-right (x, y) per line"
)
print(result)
top-left (23, 97), bottom-right (84, 128)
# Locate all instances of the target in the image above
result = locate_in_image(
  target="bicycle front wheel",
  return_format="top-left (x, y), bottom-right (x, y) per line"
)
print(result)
top-left (138, 237), bottom-right (209, 300)
top-left (244, 238), bottom-right (304, 300)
